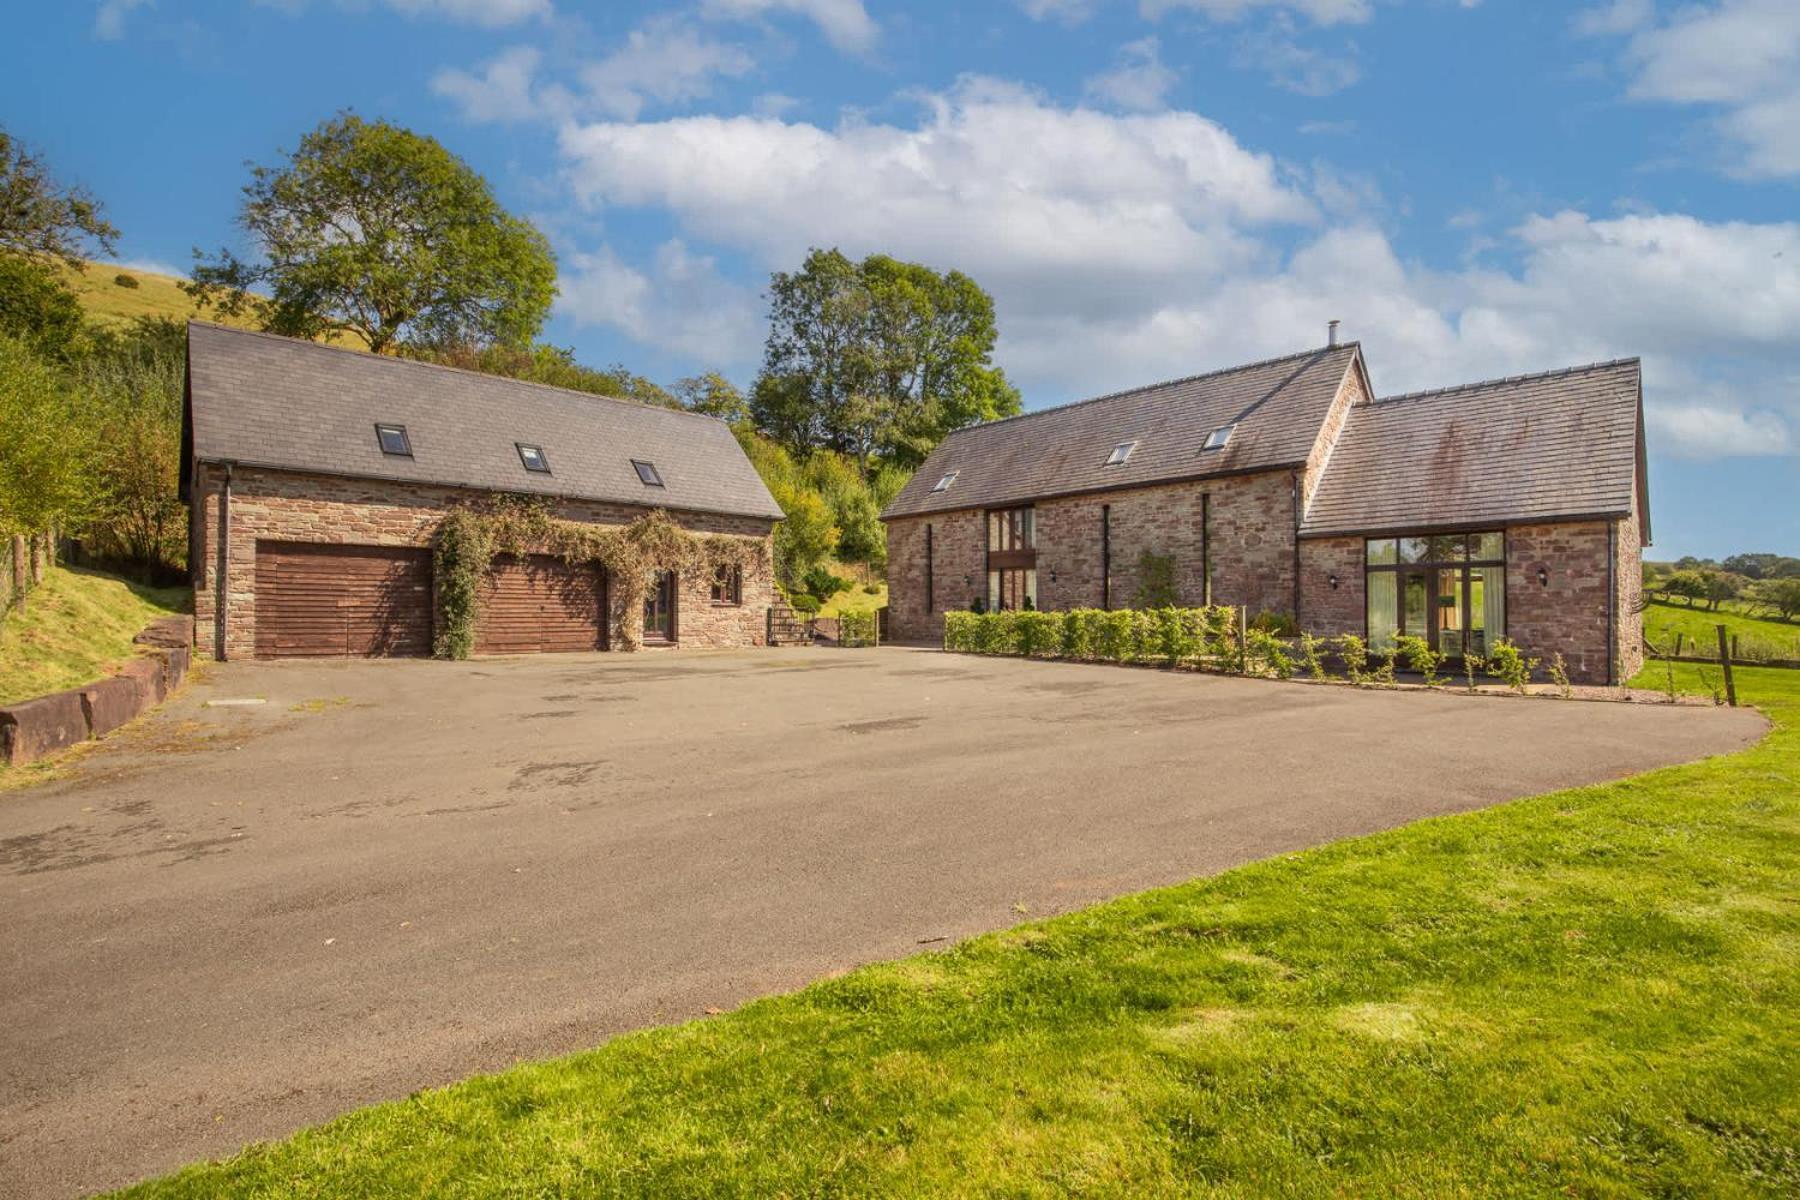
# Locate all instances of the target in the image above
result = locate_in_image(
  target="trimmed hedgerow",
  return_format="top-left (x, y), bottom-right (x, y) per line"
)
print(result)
top-left (943, 605), bottom-right (1311, 679)
top-left (838, 609), bottom-right (878, 647)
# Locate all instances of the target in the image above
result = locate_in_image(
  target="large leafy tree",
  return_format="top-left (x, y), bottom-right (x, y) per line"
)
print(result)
top-left (750, 248), bottom-right (1020, 471)
top-left (188, 113), bottom-right (556, 353)
top-left (0, 333), bottom-right (98, 540)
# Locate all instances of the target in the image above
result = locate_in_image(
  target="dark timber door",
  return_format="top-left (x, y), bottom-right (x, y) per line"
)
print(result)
top-left (473, 555), bottom-right (607, 654)
top-left (643, 570), bottom-right (676, 643)
top-left (255, 542), bottom-right (433, 658)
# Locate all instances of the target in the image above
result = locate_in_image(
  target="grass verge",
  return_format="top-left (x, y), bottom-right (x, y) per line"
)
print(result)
top-left (818, 580), bottom-right (887, 619)
top-left (121, 666), bottom-right (1797, 1198)
top-left (0, 565), bottom-right (188, 706)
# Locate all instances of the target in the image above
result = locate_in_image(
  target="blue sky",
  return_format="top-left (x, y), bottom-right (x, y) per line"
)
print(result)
top-left (7, 0), bottom-right (1796, 559)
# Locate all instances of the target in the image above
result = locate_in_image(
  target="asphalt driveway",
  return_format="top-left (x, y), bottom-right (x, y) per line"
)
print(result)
top-left (0, 646), bottom-right (1766, 1197)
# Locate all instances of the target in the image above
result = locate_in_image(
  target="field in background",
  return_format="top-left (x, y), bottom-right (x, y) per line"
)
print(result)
top-left (1644, 598), bottom-right (1800, 662)
top-left (61, 261), bottom-right (359, 346)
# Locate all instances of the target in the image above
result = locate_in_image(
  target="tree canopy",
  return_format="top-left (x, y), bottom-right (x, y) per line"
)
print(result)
top-left (0, 127), bottom-right (118, 269)
top-left (188, 113), bottom-right (556, 354)
top-left (750, 248), bottom-right (1020, 471)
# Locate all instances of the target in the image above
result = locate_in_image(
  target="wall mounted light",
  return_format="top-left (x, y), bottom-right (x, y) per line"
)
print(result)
top-left (1328, 574), bottom-right (1340, 591)
top-left (1537, 567), bottom-right (1549, 587)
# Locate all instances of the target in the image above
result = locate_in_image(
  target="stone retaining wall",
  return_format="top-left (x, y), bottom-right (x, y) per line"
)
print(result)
top-left (0, 615), bottom-right (193, 767)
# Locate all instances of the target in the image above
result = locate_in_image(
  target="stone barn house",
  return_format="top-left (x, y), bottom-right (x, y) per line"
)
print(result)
top-left (183, 323), bottom-right (785, 660)
top-left (882, 332), bottom-right (1649, 685)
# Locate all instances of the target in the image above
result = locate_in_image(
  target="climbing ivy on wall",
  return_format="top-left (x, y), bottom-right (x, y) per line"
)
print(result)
top-left (432, 497), bottom-right (767, 658)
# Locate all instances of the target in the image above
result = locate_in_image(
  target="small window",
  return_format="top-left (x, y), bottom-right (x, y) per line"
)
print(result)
top-left (931, 470), bottom-right (958, 493)
top-left (711, 563), bottom-right (742, 605)
top-left (1202, 424), bottom-right (1237, 451)
top-left (375, 424), bottom-right (411, 457)
top-left (517, 443), bottom-right (550, 474)
top-left (1105, 441), bottom-right (1136, 467)
top-left (633, 459), bottom-right (664, 487)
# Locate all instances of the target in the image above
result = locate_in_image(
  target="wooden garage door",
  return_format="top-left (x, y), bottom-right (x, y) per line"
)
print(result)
top-left (473, 554), bottom-right (606, 655)
top-left (255, 542), bottom-right (434, 659)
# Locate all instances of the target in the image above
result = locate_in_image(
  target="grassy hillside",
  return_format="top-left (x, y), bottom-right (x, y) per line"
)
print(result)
top-left (60, 260), bottom-right (359, 346)
top-left (0, 566), bottom-right (189, 706)
top-left (1644, 598), bottom-right (1800, 662)
top-left (120, 668), bottom-right (1796, 1197)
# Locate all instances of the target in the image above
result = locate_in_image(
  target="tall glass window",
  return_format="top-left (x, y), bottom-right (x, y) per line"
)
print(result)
top-left (987, 506), bottom-right (1038, 611)
top-left (1364, 531), bottom-right (1504, 658)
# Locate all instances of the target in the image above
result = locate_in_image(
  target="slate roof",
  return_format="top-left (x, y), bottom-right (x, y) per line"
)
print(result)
top-left (1300, 359), bottom-right (1646, 537)
top-left (881, 344), bottom-right (1364, 519)
top-left (184, 323), bottom-right (783, 521)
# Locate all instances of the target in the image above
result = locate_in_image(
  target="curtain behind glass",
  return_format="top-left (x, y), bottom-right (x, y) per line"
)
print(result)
top-left (1479, 567), bottom-right (1504, 655)
top-left (1367, 573), bottom-right (1398, 651)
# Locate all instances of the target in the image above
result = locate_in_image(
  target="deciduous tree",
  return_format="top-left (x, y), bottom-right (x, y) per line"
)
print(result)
top-left (188, 113), bottom-right (555, 354)
top-left (750, 248), bottom-right (1019, 472)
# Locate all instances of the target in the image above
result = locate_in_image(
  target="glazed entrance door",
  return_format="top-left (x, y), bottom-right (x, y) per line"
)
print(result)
top-left (643, 570), bottom-right (676, 643)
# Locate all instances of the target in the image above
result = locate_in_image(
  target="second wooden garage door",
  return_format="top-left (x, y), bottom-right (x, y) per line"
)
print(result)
top-left (255, 542), bottom-right (434, 658)
top-left (474, 554), bottom-right (607, 654)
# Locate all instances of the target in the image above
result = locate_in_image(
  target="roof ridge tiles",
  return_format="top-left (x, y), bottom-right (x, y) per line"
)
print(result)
top-left (1373, 357), bottom-right (1640, 405)
top-left (187, 321), bottom-right (729, 427)
top-left (953, 342), bottom-right (1360, 434)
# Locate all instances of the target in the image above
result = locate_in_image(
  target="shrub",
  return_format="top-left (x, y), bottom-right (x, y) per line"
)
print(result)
top-left (1246, 627), bottom-right (1294, 679)
top-left (1150, 607), bottom-right (1199, 666)
top-left (802, 566), bottom-right (851, 600)
top-left (1095, 609), bottom-right (1135, 662)
top-left (862, 583), bottom-right (881, 595)
top-left (788, 592), bottom-right (822, 614)
top-left (1548, 652), bottom-right (1573, 700)
top-left (1016, 610), bottom-right (1061, 657)
top-left (1337, 634), bottom-right (1370, 685)
top-left (1487, 637), bottom-right (1538, 694)
top-left (943, 611), bottom-right (976, 652)
top-left (1463, 652), bottom-right (1485, 693)
top-left (1372, 645), bottom-right (1400, 688)
top-left (1060, 609), bottom-right (1094, 660)
top-left (1297, 632), bottom-right (1329, 681)
top-left (1249, 609), bottom-right (1298, 637)
top-left (113, 273), bottom-right (140, 289)
top-left (838, 609), bottom-right (878, 647)
top-left (1395, 634), bottom-right (1442, 687)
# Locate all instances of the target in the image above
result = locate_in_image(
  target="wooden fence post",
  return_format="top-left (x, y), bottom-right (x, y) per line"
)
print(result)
top-left (1674, 632), bottom-right (1684, 658)
top-left (10, 535), bottom-right (25, 611)
top-left (1236, 605), bottom-right (1249, 675)
top-left (1716, 624), bottom-right (1737, 707)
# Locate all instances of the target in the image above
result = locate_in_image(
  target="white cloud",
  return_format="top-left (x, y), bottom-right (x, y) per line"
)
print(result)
top-left (1233, 26), bottom-right (1361, 95)
top-left (1141, 0), bottom-right (1373, 27)
top-left (1596, 0), bottom-right (1800, 178)
top-left (1017, 0), bottom-right (1100, 24)
top-left (1572, 0), bottom-right (1653, 37)
top-left (557, 240), bottom-right (763, 365)
top-left (1084, 37), bottom-right (1179, 112)
top-left (94, 0), bottom-right (151, 40)
top-left (432, 46), bottom-right (544, 123)
top-left (701, 0), bottom-right (878, 53)
top-left (552, 80), bottom-right (1796, 459)
top-left (579, 17), bottom-right (755, 121)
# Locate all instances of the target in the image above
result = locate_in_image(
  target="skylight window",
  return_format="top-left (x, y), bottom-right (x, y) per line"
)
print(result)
top-left (931, 470), bottom-right (959, 493)
top-left (1202, 424), bottom-right (1237, 452)
top-left (1105, 441), bottom-right (1137, 467)
top-left (633, 459), bottom-right (665, 487)
top-left (517, 443), bottom-right (550, 474)
top-left (375, 424), bottom-right (412, 457)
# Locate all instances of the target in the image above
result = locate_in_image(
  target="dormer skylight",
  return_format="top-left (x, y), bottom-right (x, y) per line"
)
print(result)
top-left (931, 470), bottom-right (958, 493)
top-left (1202, 424), bottom-right (1237, 452)
top-left (375, 423), bottom-right (411, 457)
top-left (1105, 440), bottom-right (1136, 467)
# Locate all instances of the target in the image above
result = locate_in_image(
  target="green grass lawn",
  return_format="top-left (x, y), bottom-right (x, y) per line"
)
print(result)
top-left (61, 260), bottom-right (359, 345)
top-left (818, 580), bottom-right (887, 619)
top-left (1644, 598), bottom-right (1800, 662)
top-left (0, 565), bottom-right (189, 706)
top-left (119, 667), bottom-right (1798, 1197)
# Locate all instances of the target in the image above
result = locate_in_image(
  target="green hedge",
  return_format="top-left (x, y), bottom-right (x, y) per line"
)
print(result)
top-left (944, 606), bottom-right (1292, 674)
top-left (838, 609), bottom-right (879, 648)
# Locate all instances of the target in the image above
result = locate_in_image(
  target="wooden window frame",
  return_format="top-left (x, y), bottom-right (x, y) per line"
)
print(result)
top-left (985, 505), bottom-right (1038, 611)
top-left (710, 562), bottom-right (742, 606)
top-left (1363, 530), bottom-right (1506, 659)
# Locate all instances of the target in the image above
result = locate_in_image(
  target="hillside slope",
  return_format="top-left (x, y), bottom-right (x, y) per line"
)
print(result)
top-left (0, 566), bottom-right (190, 706)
